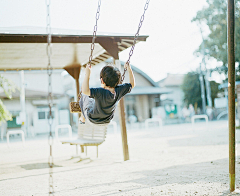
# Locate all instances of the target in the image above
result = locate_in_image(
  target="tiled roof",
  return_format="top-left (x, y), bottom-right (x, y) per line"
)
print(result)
top-left (158, 74), bottom-right (185, 87)
top-left (129, 87), bottom-right (171, 95)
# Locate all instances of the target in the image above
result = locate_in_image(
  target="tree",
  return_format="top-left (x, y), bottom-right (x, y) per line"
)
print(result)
top-left (0, 75), bottom-right (18, 125)
top-left (210, 80), bottom-right (222, 107)
top-left (192, 0), bottom-right (240, 77)
top-left (182, 72), bottom-right (221, 109)
top-left (181, 72), bottom-right (202, 108)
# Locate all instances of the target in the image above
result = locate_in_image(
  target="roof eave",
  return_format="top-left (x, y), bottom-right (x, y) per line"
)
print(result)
top-left (0, 34), bottom-right (149, 43)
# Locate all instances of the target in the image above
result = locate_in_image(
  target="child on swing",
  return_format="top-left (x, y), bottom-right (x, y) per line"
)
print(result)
top-left (79, 62), bottom-right (135, 126)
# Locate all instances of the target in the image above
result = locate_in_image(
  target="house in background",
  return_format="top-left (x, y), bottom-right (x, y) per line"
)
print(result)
top-left (157, 73), bottom-right (185, 119)
top-left (119, 62), bottom-right (171, 122)
top-left (0, 70), bottom-right (70, 137)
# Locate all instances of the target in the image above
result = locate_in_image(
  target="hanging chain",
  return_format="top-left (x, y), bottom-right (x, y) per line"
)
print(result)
top-left (89, 0), bottom-right (101, 66)
top-left (46, 0), bottom-right (54, 195)
top-left (120, 0), bottom-right (150, 83)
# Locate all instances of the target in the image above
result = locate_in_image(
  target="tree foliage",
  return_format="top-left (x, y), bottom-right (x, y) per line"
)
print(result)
top-left (0, 75), bottom-right (18, 125)
top-left (182, 72), bottom-right (202, 108)
top-left (181, 72), bottom-right (221, 108)
top-left (210, 80), bottom-right (222, 106)
top-left (192, 0), bottom-right (240, 76)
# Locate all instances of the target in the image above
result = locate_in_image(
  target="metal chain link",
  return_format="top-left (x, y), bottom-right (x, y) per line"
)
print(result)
top-left (120, 0), bottom-right (150, 83)
top-left (46, 0), bottom-right (54, 195)
top-left (89, 0), bottom-right (101, 66)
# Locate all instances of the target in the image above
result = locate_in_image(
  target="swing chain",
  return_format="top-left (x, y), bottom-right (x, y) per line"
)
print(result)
top-left (89, 0), bottom-right (101, 66)
top-left (46, 0), bottom-right (54, 195)
top-left (120, 0), bottom-right (150, 83)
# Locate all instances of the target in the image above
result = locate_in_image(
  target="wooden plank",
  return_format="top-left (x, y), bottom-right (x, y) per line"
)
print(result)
top-left (99, 53), bottom-right (111, 59)
top-left (118, 45), bottom-right (126, 51)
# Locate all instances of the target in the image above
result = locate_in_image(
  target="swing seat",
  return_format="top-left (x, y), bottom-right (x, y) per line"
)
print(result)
top-left (61, 123), bottom-right (108, 158)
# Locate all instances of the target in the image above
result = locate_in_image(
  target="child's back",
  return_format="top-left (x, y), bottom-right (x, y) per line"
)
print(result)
top-left (79, 63), bottom-right (135, 125)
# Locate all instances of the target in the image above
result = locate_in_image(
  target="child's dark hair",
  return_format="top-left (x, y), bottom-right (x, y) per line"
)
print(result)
top-left (100, 65), bottom-right (121, 88)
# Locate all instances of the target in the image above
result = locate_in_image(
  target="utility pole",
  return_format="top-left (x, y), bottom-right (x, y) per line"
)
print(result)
top-left (205, 69), bottom-right (212, 107)
top-left (200, 28), bottom-right (212, 108)
top-left (199, 67), bottom-right (206, 114)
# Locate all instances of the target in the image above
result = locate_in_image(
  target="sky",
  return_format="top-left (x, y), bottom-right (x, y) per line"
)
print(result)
top-left (1, 0), bottom-right (223, 82)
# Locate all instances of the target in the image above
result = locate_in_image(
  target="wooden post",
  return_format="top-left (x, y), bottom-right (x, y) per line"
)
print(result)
top-left (64, 44), bottom-right (82, 118)
top-left (228, 0), bottom-right (235, 192)
top-left (64, 65), bottom-right (81, 118)
top-left (119, 98), bottom-right (129, 160)
top-left (115, 59), bottom-right (129, 161)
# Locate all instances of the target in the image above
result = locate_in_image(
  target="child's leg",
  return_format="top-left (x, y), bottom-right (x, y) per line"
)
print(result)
top-left (79, 94), bottom-right (92, 124)
top-left (79, 112), bottom-right (85, 123)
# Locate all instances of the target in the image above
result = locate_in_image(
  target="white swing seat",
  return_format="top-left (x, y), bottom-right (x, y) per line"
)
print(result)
top-left (61, 122), bottom-right (108, 158)
top-left (61, 138), bottom-right (105, 146)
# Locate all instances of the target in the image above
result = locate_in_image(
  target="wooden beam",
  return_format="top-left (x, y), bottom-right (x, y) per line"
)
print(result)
top-left (0, 35), bottom-right (93, 43)
top-left (0, 67), bottom-right (64, 71)
top-left (98, 38), bottom-right (119, 60)
top-left (0, 35), bottom-right (148, 44)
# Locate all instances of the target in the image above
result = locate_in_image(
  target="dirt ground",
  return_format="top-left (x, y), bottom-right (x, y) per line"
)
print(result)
top-left (0, 120), bottom-right (240, 196)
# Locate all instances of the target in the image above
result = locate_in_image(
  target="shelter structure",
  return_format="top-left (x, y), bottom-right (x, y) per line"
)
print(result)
top-left (0, 26), bottom-right (149, 160)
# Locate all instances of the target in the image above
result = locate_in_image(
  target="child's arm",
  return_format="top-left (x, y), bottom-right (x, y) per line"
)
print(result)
top-left (124, 62), bottom-right (135, 88)
top-left (82, 64), bottom-right (91, 96)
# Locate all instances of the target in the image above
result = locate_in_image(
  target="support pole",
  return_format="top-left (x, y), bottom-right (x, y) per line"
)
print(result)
top-left (205, 70), bottom-right (212, 107)
top-left (74, 69), bottom-right (81, 119)
top-left (228, 0), bottom-right (235, 192)
top-left (64, 65), bottom-right (81, 118)
top-left (20, 70), bottom-right (26, 134)
top-left (119, 98), bottom-right (129, 160)
top-left (64, 44), bottom-right (82, 118)
top-left (200, 28), bottom-right (212, 108)
top-left (115, 59), bottom-right (129, 161)
top-left (199, 71), bottom-right (206, 114)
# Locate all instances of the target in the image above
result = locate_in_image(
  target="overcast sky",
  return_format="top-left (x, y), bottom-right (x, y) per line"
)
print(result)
top-left (0, 0), bottom-right (222, 82)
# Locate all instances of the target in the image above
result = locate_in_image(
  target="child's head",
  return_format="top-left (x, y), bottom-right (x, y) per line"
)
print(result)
top-left (100, 65), bottom-right (121, 88)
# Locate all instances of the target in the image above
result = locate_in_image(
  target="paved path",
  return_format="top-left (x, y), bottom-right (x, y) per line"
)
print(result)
top-left (0, 120), bottom-right (240, 196)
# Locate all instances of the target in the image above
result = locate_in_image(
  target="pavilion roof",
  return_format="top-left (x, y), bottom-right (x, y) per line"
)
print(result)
top-left (0, 26), bottom-right (148, 71)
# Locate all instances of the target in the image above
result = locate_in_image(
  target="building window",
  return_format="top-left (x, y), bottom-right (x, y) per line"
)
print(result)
top-left (154, 96), bottom-right (160, 107)
top-left (38, 111), bottom-right (55, 120)
top-left (38, 111), bottom-right (45, 119)
top-left (37, 106), bottom-right (55, 120)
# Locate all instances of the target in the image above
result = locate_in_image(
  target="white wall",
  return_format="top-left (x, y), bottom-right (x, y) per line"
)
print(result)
top-left (1, 70), bottom-right (69, 137)
top-left (1, 70), bottom-right (65, 94)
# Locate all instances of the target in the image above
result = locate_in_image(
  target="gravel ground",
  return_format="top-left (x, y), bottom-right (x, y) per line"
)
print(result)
top-left (0, 120), bottom-right (240, 196)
